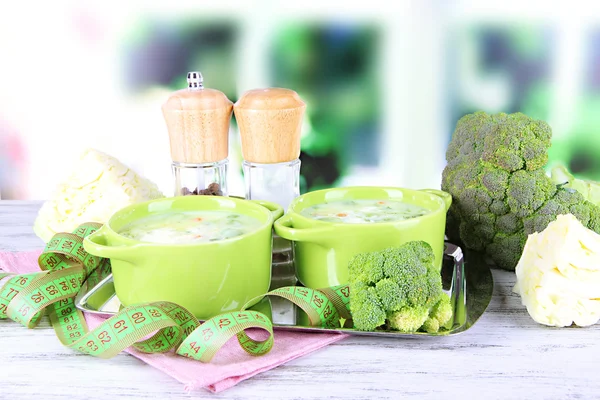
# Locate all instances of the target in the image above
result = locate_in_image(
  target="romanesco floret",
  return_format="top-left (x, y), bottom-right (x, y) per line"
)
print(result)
top-left (348, 241), bottom-right (453, 333)
top-left (442, 111), bottom-right (600, 270)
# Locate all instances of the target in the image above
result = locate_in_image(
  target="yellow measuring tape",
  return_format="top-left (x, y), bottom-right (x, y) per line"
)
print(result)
top-left (0, 223), bottom-right (352, 362)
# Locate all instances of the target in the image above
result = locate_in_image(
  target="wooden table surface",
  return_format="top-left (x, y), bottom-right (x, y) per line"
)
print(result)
top-left (1, 201), bottom-right (598, 400)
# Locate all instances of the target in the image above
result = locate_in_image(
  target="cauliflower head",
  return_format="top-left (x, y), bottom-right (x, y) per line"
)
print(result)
top-left (34, 149), bottom-right (164, 241)
top-left (514, 214), bottom-right (600, 327)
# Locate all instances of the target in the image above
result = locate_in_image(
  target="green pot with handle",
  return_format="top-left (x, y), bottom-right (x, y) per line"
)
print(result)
top-left (83, 196), bottom-right (283, 320)
top-left (274, 186), bottom-right (452, 289)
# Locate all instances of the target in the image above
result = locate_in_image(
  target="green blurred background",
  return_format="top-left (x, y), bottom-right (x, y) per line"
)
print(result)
top-left (0, 1), bottom-right (598, 199)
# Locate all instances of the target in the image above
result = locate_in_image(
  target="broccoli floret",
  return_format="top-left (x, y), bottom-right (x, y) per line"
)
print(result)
top-left (388, 306), bottom-right (430, 332)
top-left (348, 251), bottom-right (385, 285)
top-left (442, 111), bottom-right (600, 270)
top-left (375, 278), bottom-right (404, 311)
top-left (507, 170), bottom-right (557, 218)
top-left (421, 295), bottom-right (453, 333)
top-left (348, 241), bottom-right (453, 332)
top-left (349, 286), bottom-right (386, 331)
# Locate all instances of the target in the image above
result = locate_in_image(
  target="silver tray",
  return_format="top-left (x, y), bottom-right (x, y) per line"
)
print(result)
top-left (74, 243), bottom-right (493, 337)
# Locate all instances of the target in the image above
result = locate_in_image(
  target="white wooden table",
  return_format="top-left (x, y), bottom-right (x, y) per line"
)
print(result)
top-left (1, 200), bottom-right (598, 399)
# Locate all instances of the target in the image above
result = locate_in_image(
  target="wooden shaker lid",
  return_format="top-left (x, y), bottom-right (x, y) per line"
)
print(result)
top-left (162, 72), bottom-right (233, 164)
top-left (234, 88), bottom-right (305, 163)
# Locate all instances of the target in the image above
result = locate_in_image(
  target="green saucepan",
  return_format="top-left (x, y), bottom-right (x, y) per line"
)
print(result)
top-left (83, 196), bottom-right (283, 320)
top-left (273, 186), bottom-right (452, 289)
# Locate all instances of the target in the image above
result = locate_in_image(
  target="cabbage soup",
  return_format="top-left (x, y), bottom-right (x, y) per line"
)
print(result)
top-left (299, 199), bottom-right (429, 224)
top-left (118, 210), bottom-right (261, 244)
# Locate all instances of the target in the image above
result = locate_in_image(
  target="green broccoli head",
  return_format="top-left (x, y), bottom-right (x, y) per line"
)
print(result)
top-left (442, 111), bottom-right (600, 270)
top-left (348, 241), bottom-right (452, 332)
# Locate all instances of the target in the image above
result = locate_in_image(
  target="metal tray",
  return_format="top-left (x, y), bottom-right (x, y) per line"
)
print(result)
top-left (74, 243), bottom-right (493, 337)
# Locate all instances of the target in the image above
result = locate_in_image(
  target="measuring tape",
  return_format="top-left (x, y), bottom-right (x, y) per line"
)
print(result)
top-left (0, 223), bottom-right (352, 362)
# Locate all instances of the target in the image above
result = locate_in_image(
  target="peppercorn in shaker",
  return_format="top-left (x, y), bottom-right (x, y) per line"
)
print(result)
top-left (234, 88), bottom-right (305, 325)
top-left (162, 72), bottom-right (233, 196)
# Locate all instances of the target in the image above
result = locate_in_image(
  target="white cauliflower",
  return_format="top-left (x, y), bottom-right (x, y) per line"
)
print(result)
top-left (34, 149), bottom-right (164, 242)
top-left (513, 214), bottom-right (600, 327)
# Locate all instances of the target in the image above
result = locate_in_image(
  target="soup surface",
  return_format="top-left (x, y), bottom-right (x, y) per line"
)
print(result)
top-left (300, 199), bottom-right (429, 224)
top-left (118, 211), bottom-right (262, 244)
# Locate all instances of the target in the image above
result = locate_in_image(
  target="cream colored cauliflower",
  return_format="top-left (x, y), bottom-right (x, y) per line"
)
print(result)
top-left (34, 149), bottom-right (164, 242)
top-left (513, 214), bottom-right (600, 327)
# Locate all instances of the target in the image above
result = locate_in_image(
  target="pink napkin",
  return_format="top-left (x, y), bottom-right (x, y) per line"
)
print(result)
top-left (0, 250), bottom-right (347, 393)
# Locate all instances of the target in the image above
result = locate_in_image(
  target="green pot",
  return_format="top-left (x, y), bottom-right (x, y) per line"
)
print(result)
top-left (273, 186), bottom-right (452, 289)
top-left (83, 196), bottom-right (283, 319)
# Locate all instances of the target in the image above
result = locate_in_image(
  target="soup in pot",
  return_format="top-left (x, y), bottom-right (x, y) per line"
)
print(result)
top-left (300, 199), bottom-right (429, 224)
top-left (118, 211), bottom-right (262, 244)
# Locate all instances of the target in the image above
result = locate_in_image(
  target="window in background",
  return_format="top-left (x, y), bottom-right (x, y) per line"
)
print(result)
top-left (115, 18), bottom-right (243, 196)
top-left (547, 28), bottom-right (600, 181)
top-left (448, 22), bottom-right (600, 181)
top-left (0, 120), bottom-right (27, 200)
top-left (121, 19), bottom-right (239, 100)
top-left (270, 23), bottom-right (381, 193)
top-left (449, 24), bottom-right (555, 127)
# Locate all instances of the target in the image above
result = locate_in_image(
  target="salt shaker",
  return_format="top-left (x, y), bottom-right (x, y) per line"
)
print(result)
top-left (162, 72), bottom-right (233, 196)
top-left (234, 88), bottom-right (304, 209)
top-left (234, 88), bottom-right (305, 325)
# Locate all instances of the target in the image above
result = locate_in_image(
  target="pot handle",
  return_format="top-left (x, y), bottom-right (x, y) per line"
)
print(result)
top-left (249, 200), bottom-right (284, 221)
top-left (419, 189), bottom-right (452, 212)
top-left (274, 213), bottom-right (337, 244)
top-left (83, 226), bottom-right (145, 262)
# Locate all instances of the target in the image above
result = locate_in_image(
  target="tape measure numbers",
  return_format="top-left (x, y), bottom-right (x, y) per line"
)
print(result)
top-left (0, 223), bottom-right (352, 362)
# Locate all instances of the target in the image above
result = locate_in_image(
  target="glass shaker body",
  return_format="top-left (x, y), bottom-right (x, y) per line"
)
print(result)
top-left (243, 159), bottom-right (300, 325)
top-left (242, 159), bottom-right (300, 211)
top-left (173, 159), bottom-right (228, 196)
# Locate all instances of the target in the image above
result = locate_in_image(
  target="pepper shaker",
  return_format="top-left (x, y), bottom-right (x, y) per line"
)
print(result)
top-left (234, 88), bottom-right (305, 325)
top-left (162, 72), bottom-right (233, 196)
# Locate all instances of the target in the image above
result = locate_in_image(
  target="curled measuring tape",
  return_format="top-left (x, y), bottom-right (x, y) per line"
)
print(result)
top-left (0, 223), bottom-right (352, 362)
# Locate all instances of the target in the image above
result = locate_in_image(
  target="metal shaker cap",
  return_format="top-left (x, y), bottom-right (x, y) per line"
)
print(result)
top-left (162, 71), bottom-right (232, 112)
top-left (187, 71), bottom-right (203, 89)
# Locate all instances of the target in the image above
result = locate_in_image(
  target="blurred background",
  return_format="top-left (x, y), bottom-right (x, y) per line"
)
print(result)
top-left (0, 0), bottom-right (599, 200)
